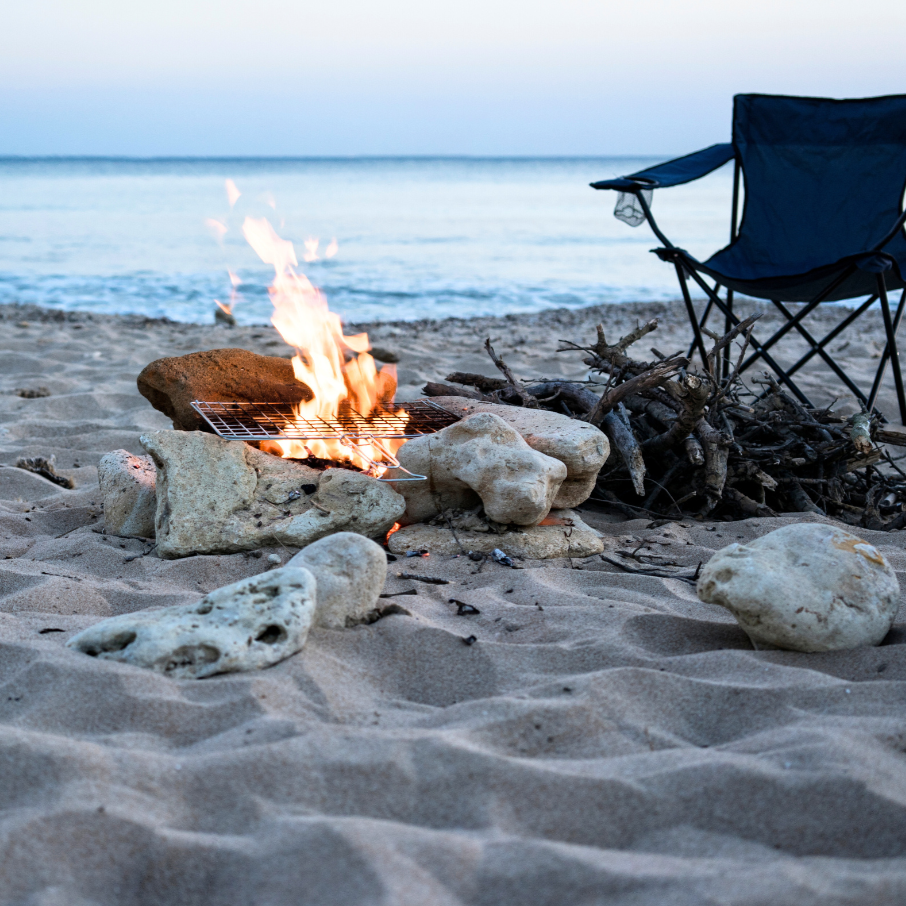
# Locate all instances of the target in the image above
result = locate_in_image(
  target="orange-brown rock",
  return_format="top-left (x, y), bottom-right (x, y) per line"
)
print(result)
top-left (137, 348), bottom-right (312, 432)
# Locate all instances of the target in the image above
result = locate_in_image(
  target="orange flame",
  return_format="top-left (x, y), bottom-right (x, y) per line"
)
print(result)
top-left (205, 218), bottom-right (228, 243)
top-left (241, 216), bottom-right (405, 472)
top-left (225, 179), bottom-right (241, 208)
top-left (303, 238), bottom-right (320, 263)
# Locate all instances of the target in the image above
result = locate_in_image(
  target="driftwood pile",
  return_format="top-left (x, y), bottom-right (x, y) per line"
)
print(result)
top-left (424, 317), bottom-right (906, 530)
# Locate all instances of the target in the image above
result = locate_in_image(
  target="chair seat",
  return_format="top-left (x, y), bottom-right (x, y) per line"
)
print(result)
top-left (693, 235), bottom-right (906, 303)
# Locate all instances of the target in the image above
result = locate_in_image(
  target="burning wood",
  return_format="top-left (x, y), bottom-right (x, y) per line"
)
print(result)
top-left (424, 317), bottom-right (906, 530)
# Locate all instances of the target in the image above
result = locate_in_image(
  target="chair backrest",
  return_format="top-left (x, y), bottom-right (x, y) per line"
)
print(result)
top-left (717, 94), bottom-right (906, 280)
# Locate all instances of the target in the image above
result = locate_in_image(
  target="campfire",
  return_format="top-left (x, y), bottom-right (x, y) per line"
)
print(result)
top-left (190, 398), bottom-right (460, 480)
top-left (231, 215), bottom-right (425, 476)
top-left (128, 203), bottom-right (611, 563)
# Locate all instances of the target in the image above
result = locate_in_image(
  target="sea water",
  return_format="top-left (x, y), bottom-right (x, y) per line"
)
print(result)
top-left (0, 157), bottom-right (735, 325)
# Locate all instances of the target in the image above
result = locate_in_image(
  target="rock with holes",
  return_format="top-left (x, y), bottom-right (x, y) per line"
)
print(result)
top-left (140, 430), bottom-right (322, 558)
top-left (427, 398), bottom-right (609, 508)
top-left (287, 532), bottom-right (387, 628)
top-left (387, 509), bottom-right (603, 559)
top-left (697, 523), bottom-right (900, 652)
top-left (274, 469), bottom-right (406, 549)
top-left (387, 412), bottom-right (567, 526)
top-left (98, 450), bottom-right (157, 538)
top-left (67, 567), bottom-right (317, 678)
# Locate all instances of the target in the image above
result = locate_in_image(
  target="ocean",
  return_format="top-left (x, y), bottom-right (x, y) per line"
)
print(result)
top-left (0, 157), bottom-right (735, 326)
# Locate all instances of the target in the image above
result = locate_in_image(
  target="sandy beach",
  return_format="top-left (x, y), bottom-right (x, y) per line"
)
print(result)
top-left (1, 298), bottom-right (906, 905)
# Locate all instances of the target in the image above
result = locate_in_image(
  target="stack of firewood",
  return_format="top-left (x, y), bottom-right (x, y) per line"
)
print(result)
top-left (424, 317), bottom-right (906, 530)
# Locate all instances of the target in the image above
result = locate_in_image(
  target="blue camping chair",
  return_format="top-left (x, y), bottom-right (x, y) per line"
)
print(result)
top-left (591, 94), bottom-right (906, 422)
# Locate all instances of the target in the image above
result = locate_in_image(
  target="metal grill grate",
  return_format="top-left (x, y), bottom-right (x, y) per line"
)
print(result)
top-left (190, 399), bottom-right (459, 441)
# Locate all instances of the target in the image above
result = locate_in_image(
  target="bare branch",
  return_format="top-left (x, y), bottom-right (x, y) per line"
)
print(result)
top-left (483, 339), bottom-right (538, 408)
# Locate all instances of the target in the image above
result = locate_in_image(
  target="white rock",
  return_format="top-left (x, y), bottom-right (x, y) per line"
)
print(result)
top-left (426, 398), bottom-right (609, 508)
top-left (140, 430), bottom-right (321, 558)
top-left (388, 412), bottom-right (567, 526)
top-left (288, 532), bottom-right (387, 628)
top-left (388, 509), bottom-right (604, 559)
top-left (697, 523), bottom-right (901, 652)
top-left (67, 567), bottom-right (317, 678)
top-left (97, 450), bottom-right (157, 538)
top-left (274, 469), bottom-right (406, 549)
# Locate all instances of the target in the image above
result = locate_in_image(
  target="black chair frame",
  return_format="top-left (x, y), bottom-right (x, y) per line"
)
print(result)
top-left (592, 98), bottom-right (906, 423)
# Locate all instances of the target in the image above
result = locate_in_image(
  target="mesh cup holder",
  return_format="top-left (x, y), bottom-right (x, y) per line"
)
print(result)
top-left (614, 188), bottom-right (653, 227)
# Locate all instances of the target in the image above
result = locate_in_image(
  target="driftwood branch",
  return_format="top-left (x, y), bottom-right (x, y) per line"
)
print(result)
top-left (484, 339), bottom-right (538, 408)
top-left (602, 405), bottom-right (646, 496)
top-left (446, 372), bottom-right (509, 393)
top-left (432, 313), bottom-right (904, 528)
top-left (422, 381), bottom-right (487, 400)
top-left (643, 373), bottom-right (710, 455)
top-left (585, 355), bottom-right (688, 426)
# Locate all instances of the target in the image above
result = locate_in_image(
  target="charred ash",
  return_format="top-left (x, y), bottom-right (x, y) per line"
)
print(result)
top-left (424, 316), bottom-right (906, 530)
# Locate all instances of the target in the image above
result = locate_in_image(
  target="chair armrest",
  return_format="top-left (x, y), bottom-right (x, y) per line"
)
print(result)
top-left (591, 143), bottom-right (735, 191)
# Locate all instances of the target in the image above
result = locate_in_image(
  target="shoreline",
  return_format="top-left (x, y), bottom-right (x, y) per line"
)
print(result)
top-left (3, 294), bottom-right (900, 418)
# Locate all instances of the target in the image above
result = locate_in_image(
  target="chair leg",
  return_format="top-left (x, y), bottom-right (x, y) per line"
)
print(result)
top-left (687, 296), bottom-right (714, 358)
top-left (675, 263), bottom-right (709, 367)
top-left (768, 299), bottom-right (874, 408)
top-left (736, 265), bottom-right (857, 375)
top-left (869, 280), bottom-right (906, 423)
top-left (782, 296), bottom-right (876, 383)
top-left (867, 287), bottom-right (906, 414)
top-left (723, 289), bottom-right (734, 380)
top-left (682, 267), bottom-right (816, 407)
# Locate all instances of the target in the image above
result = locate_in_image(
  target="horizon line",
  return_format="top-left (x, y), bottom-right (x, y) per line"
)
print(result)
top-left (0, 153), bottom-right (670, 163)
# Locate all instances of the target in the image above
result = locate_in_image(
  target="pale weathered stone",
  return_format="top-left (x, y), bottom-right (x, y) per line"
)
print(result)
top-left (67, 567), bottom-right (317, 678)
top-left (388, 509), bottom-right (603, 559)
top-left (98, 450), bottom-right (157, 538)
top-left (274, 469), bottom-right (405, 549)
top-left (288, 532), bottom-right (387, 628)
top-left (428, 398), bottom-right (609, 508)
top-left (388, 412), bottom-right (567, 526)
top-left (140, 430), bottom-right (321, 558)
top-left (697, 523), bottom-right (901, 652)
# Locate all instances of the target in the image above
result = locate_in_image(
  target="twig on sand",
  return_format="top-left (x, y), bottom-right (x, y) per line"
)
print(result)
top-left (397, 572), bottom-right (450, 585)
top-left (600, 555), bottom-right (699, 584)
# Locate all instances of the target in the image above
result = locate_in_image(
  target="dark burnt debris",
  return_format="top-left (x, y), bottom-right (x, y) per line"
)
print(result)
top-left (424, 316), bottom-right (906, 530)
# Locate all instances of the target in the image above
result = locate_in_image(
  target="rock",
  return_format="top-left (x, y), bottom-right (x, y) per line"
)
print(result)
top-left (67, 567), bottom-right (317, 678)
top-left (140, 430), bottom-right (321, 558)
top-left (697, 523), bottom-right (901, 652)
top-left (137, 348), bottom-right (313, 433)
top-left (288, 532), bottom-right (387, 628)
top-left (98, 450), bottom-right (157, 538)
top-left (427, 398), bottom-right (609, 508)
top-left (388, 412), bottom-right (567, 526)
top-left (274, 470), bottom-right (405, 549)
top-left (388, 509), bottom-right (604, 559)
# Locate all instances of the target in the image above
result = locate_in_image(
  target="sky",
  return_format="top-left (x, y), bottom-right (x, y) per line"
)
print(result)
top-left (1, 0), bottom-right (904, 157)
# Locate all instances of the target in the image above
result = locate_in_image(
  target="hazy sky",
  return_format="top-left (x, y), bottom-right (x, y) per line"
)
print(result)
top-left (2, 0), bottom-right (903, 156)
